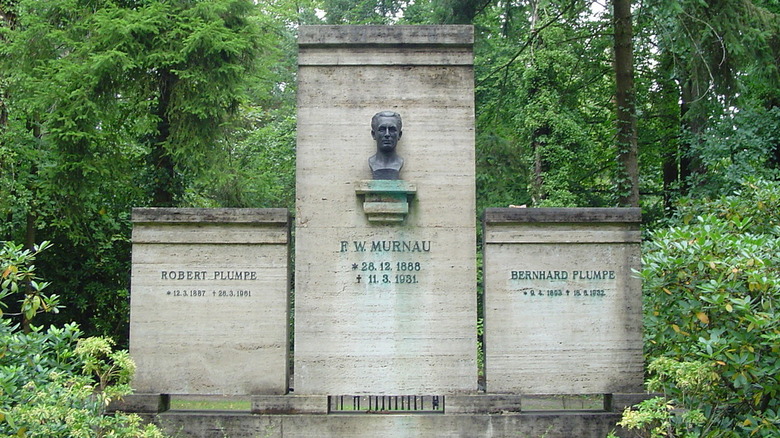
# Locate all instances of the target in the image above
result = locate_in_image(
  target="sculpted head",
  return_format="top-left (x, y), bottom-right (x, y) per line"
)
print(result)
top-left (371, 111), bottom-right (403, 154)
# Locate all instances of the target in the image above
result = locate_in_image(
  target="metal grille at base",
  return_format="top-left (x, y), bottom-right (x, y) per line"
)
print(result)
top-left (328, 395), bottom-right (444, 413)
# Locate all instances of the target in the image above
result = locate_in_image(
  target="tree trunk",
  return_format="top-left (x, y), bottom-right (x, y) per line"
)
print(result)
top-left (531, 125), bottom-right (550, 204)
top-left (437, 0), bottom-right (485, 24)
top-left (150, 70), bottom-right (177, 206)
top-left (0, 4), bottom-right (15, 132)
top-left (657, 52), bottom-right (679, 210)
top-left (679, 77), bottom-right (707, 194)
top-left (662, 149), bottom-right (678, 210)
top-left (0, 88), bottom-right (7, 130)
top-left (613, 0), bottom-right (639, 207)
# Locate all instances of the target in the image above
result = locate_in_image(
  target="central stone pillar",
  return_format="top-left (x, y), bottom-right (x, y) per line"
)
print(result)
top-left (294, 25), bottom-right (477, 395)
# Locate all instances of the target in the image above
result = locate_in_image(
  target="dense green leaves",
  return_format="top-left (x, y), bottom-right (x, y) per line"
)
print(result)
top-left (320, 0), bottom-right (403, 24)
top-left (0, 241), bottom-right (59, 325)
top-left (473, 1), bottom-right (618, 209)
top-left (1, 0), bottom-right (295, 340)
top-left (1, 8), bottom-right (780, 431)
top-left (0, 244), bottom-right (164, 437)
top-left (0, 320), bottom-right (165, 437)
top-left (636, 0), bottom-right (780, 200)
top-left (640, 180), bottom-right (780, 436)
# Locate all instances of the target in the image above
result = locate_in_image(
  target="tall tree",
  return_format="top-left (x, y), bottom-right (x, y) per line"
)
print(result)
top-left (0, 0), bottom-right (284, 340)
top-left (472, 0), bottom-right (619, 208)
top-left (613, 0), bottom-right (639, 207)
top-left (643, 0), bottom-right (780, 198)
top-left (116, 0), bottom-right (264, 205)
top-left (319, 0), bottom-right (403, 24)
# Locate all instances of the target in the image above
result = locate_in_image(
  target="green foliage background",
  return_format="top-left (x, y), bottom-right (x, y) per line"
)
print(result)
top-left (2, 0), bottom-right (779, 343)
top-left (0, 241), bottom-right (165, 437)
top-left (2, 1), bottom-right (780, 434)
top-left (622, 180), bottom-right (780, 436)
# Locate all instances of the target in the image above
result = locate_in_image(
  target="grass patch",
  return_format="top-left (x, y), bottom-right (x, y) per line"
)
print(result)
top-left (521, 394), bottom-right (604, 411)
top-left (170, 396), bottom-right (251, 411)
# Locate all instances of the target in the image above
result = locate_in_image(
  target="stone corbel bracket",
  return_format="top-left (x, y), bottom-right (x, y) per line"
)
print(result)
top-left (355, 180), bottom-right (417, 223)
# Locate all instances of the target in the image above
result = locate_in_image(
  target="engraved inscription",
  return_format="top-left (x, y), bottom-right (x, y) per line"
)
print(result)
top-left (510, 269), bottom-right (615, 298)
top-left (509, 270), bottom-right (616, 280)
top-left (341, 240), bottom-right (429, 287)
top-left (160, 270), bottom-right (259, 281)
top-left (518, 288), bottom-right (607, 297)
top-left (159, 270), bottom-right (258, 299)
top-left (350, 262), bottom-right (421, 285)
top-left (164, 289), bottom-right (253, 298)
top-left (340, 240), bottom-right (431, 252)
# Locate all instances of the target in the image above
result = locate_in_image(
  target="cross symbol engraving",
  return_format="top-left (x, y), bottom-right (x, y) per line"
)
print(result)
top-left (356, 275), bottom-right (362, 283)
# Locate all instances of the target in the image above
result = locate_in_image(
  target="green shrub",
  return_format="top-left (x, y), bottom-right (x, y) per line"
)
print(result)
top-left (610, 358), bottom-right (733, 437)
top-left (0, 319), bottom-right (165, 437)
top-left (1, 241), bottom-right (60, 322)
top-left (633, 180), bottom-right (780, 436)
top-left (0, 241), bottom-right (166, 437)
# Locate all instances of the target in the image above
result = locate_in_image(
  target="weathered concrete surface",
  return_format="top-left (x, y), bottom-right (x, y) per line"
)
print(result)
top-left (147, 411), bottom-right (628, 438)
top-left (122, 393), bottom-right (652, 436)
top-left (483, 208), bottom-right (644, 394)
top-left (252, 395), bottom-right (329, 415)
top-left (108, 394), bottom-right (170, 413)
top-left (297, 25), bottom-right (473, 46)
top-left (129, 208), bottom-right (291, 395)
top-left (294, 26), bottom-right (477, 394)
top-left (445, 394), bottom-right (523, 414)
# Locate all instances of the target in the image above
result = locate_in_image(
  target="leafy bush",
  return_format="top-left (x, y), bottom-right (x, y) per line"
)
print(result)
top-left (0, 241), bottom-right (166, 437)
top-left (0, 319), bottom-right (165, 437)
top-left (1, 241), bottom-right (60, 322)
top-left (629, 180), bottom-right (780, 436)
top-left (611, 358), bottom-right (729, 437)
top-left (685, 106), bottom-right (780, 199)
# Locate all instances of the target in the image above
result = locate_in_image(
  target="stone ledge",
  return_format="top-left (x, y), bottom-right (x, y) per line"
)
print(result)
top-left (484, 207), bottom-right (641, 224)
top-left (131, 223), bottom-right (290, 244)
top-left (132, 208), bottom-right (289, 224)
top-left (150, 410), bottom-right (630, 438)
top-left (252, 395), bottom-right (329, 415)
top-left (483, 226), bottom-right (642, 244)
top-left (354, 180), bottom-right (417, 194)
top-left (107, 394), bottom-right (170, 413)
top-left (298, 47), bottom-right (473, 67)
top-left (355, 180), bottom-right (416, 223)
top-left (298, 25), bottom-right (473, 46)
top-left (445, 394), bottom-right (523, 414)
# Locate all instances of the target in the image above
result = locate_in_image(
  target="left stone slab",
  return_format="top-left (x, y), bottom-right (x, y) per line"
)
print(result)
top-left (129, 208), bottom-right (291, 395)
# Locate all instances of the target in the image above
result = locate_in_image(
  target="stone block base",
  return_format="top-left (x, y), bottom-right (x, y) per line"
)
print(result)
top-left (252, 395), bottom-right (328, 415)
top-left (152, 411), bottom-right (623, 438)
top-left (129, 393), bottom-right (654, 437)
top-left (107, 394), bottom-right (170, 413)
top-left (445, 394), bottom-right (523, 414)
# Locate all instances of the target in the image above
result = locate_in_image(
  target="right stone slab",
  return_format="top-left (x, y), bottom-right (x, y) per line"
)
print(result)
top-left (483, 208), bottom-right (644, 394)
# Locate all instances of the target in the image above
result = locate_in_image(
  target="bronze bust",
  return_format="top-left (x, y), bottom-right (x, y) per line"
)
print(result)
top-left (369, 111), bottom-right (404, 180)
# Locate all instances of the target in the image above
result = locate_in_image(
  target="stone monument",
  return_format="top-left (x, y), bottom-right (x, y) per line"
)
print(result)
top-left (294, 25), bottom-right (478, 395)
top-left (129, 208), bottom-right (290, 395)
top-left (482, 207), bottom-right (644, 394)
top-left (121, 25), bottom-right (649, 438)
